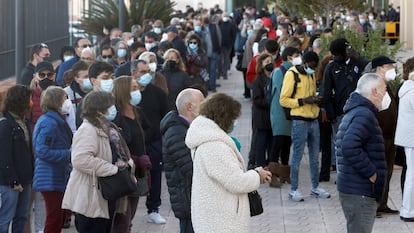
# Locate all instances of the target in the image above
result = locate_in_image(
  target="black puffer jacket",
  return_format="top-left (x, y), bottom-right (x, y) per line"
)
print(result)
top-left (160, 111), bottom-right (192, 219)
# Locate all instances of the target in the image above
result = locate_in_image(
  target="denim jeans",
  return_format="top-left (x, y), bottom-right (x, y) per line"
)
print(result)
top-left (255, 129), bottom-right (273, 167)
top-left (290, 119), bottom-right (320, 191)
top-left (208, 51), bottom-right (219, 91)
top-left (0, 184), bottom-right (31, 233)
top-left (339, 192), bottom-right (377, 233)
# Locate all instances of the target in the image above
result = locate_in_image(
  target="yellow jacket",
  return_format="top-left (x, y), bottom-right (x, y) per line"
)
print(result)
top-left (279, 66), bottom-right (319, 120)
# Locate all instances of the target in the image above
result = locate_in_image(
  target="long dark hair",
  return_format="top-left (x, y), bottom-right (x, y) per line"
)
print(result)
top-left (2, 85), bottom-right (32, 118)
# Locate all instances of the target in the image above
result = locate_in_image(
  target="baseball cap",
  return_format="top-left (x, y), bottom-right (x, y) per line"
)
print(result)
top-left (371, 56), bottom-right (396, 69)
top-left (164, 25), bottom-right (178, 34)
top-left (35, 61), bottom-right (54, 73)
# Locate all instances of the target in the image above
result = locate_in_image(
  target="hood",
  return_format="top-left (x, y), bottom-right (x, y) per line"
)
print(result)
top-left (262, 17), bottom-right (273, 28)
top-left (185, 115), bottom-right (237, 153)
top-left (343, 92), bottom-right (378, 114)
top-left (160, 111), bottom-right (189, 135)
top-left (398, 80), bottom-right (414, 99)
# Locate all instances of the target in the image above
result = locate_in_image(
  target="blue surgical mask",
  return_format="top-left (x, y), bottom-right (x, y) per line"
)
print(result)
top-left (306, 25), bottom-right (313, 32)
top-left (189, 43), bottom-right (198, 51)
top-left (105, 105), bottom-right (117, 121)
top-left (247, 29), bottom-right (253, 37)
top-left (117, 49), bottom-right (127, 58)
top-left (153, 27), bottom-right (162, 34)
top-left (82, 79), bottom-right (93, 90)
top-left (304, 66), bottom-right (315, 75)
top-left (228, 120), bottom-right (238, 133)
top-left (194, 25), bottom-right (202, 32)
top-left (137, 73), bottom-right (153, 87)
top-left (130, 90), bottom-right (142, 105)
top-left (64, 55), bottom-right (74, 62)
top-left (99, 79), bottom-right (113, 92)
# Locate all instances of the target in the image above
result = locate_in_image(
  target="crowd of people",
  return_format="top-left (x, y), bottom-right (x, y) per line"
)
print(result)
top-left (0, 2), bottom-right (411, 233)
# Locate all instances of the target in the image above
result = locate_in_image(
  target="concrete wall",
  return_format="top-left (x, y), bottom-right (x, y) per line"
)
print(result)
top-left (400, 0), bottom-right (413, 49)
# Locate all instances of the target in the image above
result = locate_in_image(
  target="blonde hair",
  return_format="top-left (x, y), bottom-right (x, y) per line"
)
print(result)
top-left (163, 48), bottom-right (185, 70)
top-left (40, 86), bottom-right (66, 113)
top-left (138, 51), bottom-right (156, 63)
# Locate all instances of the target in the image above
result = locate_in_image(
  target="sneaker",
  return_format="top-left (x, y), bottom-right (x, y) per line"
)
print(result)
top-left (146, 212), bottom-right (166, 224)
top-left (311, 187), bottom-right (331, 198)
top-left (289, 190), bottom-right (304, 202)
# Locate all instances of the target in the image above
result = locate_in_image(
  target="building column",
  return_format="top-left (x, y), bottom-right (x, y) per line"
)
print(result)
top-left (400, 0), bottom-right (413, 49)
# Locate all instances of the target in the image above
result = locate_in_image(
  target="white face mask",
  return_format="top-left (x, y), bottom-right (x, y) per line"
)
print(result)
top-left (369, 15), bottom-right (374, 21)
top-left (61, 99), bottom-right (73, 115)
top-left (380, 92), bottom-right (391, 111)
top-left (276, 29), bottom-right (283, 37)
top-left (291, 56), bottom-right (302, 66)
top-left (385, 68), bottom-right (396, 81)
top-left (149, 62), bottom-right (157, 72)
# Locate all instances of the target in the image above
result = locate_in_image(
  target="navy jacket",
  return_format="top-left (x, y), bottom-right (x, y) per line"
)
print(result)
top-left (160, 111), bottom-right (192, 219)
top-left (56, 56), bottom-right (80, 86)
top-left (32, 111), bottom-right (72, 192)
top-left (0, 112), bottom-right (33, 186)
top-left (335, 92), bottom-right (387, 201)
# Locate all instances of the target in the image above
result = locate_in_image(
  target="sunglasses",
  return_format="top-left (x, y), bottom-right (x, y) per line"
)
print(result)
top-left (189, 41), bottom-right (198, 44)
top-left (80, 44), bottom-right (92, 48)
top-left (102, 55), bottom-right (113, 59)
top-left (38, 72), bottom-right (55, 78)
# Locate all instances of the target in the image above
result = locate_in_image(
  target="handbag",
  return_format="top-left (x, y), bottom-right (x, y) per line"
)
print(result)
top-left (98, 166), bottom-right (138, 200)
top-left (248, 190), bottom-right (263, 216)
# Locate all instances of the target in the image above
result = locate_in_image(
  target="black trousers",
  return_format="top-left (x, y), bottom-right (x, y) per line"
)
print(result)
top-left (270, 135), bottom-right (291, 165)
top-left (146, 139), bottom-right (163, 213)
top-left (319, 121), bottom-right (332, 180)
top-left (75, 200), bottom-right (115, 233)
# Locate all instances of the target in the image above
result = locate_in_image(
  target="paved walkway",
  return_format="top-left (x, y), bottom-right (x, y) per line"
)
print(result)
top-left (53, 49), bottom-right (413, 233)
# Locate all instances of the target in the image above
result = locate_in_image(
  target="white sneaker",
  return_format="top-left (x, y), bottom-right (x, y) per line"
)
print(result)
top-left (289, 190), bottom-right (304, 202)
top-left (311, 187), bottom-right (331, 198)
top-left (146, 212), bottom-right (166, 224)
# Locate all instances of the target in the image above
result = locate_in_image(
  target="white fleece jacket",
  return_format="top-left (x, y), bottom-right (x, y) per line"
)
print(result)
top-left (185, 115), bottom-right (260, 233)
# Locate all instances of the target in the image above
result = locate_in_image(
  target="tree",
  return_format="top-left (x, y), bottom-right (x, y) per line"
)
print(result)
top-left (80, 0), bottom-right (177, 37)
top-left (273, 0), bottom-right (362, 22)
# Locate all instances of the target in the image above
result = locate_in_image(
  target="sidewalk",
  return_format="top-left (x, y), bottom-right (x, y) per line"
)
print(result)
top-left (55, 49), bottom-right (413, 232)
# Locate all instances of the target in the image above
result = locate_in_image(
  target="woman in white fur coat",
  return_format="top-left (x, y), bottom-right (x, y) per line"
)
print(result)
top-left (185, 93), bottom-right (272, 233)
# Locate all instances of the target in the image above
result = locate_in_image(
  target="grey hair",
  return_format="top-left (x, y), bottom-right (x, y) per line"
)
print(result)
top-left (355, 73), bottom-right (383, 98)
top-left (130, 59), bottom-right (148, 74)
top-left (175, 88), bottom-right (201, 114)
top-left (312, 38), bottom-right (322, 49)
top-left (40, 86), bottom-right (66, 113)
top-left (138, 51), bottom-right (156, 63)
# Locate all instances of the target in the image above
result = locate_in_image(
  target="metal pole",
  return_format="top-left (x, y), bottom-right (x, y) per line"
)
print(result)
top-left (119, 0), bottom-right (125, 31)
top-left (15, 0), bottom-right (25, 83)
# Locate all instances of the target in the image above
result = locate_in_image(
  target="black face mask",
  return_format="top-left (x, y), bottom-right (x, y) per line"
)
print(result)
top-left (265, 63), bottom-right (274, 72)
top-left (39, 79), bottom-right (56, 90)
top-left (166, 60), bottom-right (178, 70)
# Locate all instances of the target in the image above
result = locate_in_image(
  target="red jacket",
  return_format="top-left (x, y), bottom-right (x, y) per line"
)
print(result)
top-left (246, 55), bottom-right (282, 86)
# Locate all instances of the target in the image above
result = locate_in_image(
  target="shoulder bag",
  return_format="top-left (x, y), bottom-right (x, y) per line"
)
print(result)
top-left (98, 166), bottom-right (138, 200)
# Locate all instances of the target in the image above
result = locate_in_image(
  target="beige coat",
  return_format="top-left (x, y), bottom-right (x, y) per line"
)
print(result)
top-left (62, 120), bottom-right (118, 219)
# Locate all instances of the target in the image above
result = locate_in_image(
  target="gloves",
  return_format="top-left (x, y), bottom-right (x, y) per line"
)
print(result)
top-left (301, 96), bottom-right (321, 105)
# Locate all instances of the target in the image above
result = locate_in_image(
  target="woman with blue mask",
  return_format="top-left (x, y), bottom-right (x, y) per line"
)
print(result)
top-left (63, 91), bottom-right (134, 233)
top-left (138, 52), bottom-right (169, 95)
top-left (111, 76), bottom-right (147, 232)
top-left (115, 41), bottom-right (129, 67)
top-left (185, 34), bottom-right (209, 93)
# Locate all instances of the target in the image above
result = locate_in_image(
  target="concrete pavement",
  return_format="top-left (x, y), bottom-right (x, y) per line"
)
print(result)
top-left (61, 49), bottom-right (414, 233)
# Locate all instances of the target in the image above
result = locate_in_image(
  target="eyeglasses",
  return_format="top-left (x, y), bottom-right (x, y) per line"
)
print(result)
top-left (102, 55), bottom-right (113, 59)
top-left (38, 72), bottom-right (55, 78)
top-left (189, 41), bottom-right (198, 44)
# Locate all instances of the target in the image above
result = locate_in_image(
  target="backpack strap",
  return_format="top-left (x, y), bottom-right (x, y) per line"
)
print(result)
top-left (289, 70), bottom-right (300, 98)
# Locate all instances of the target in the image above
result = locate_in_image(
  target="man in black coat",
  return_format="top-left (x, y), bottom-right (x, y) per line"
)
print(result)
top-left (160, 88), bottom-right (204, 233)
